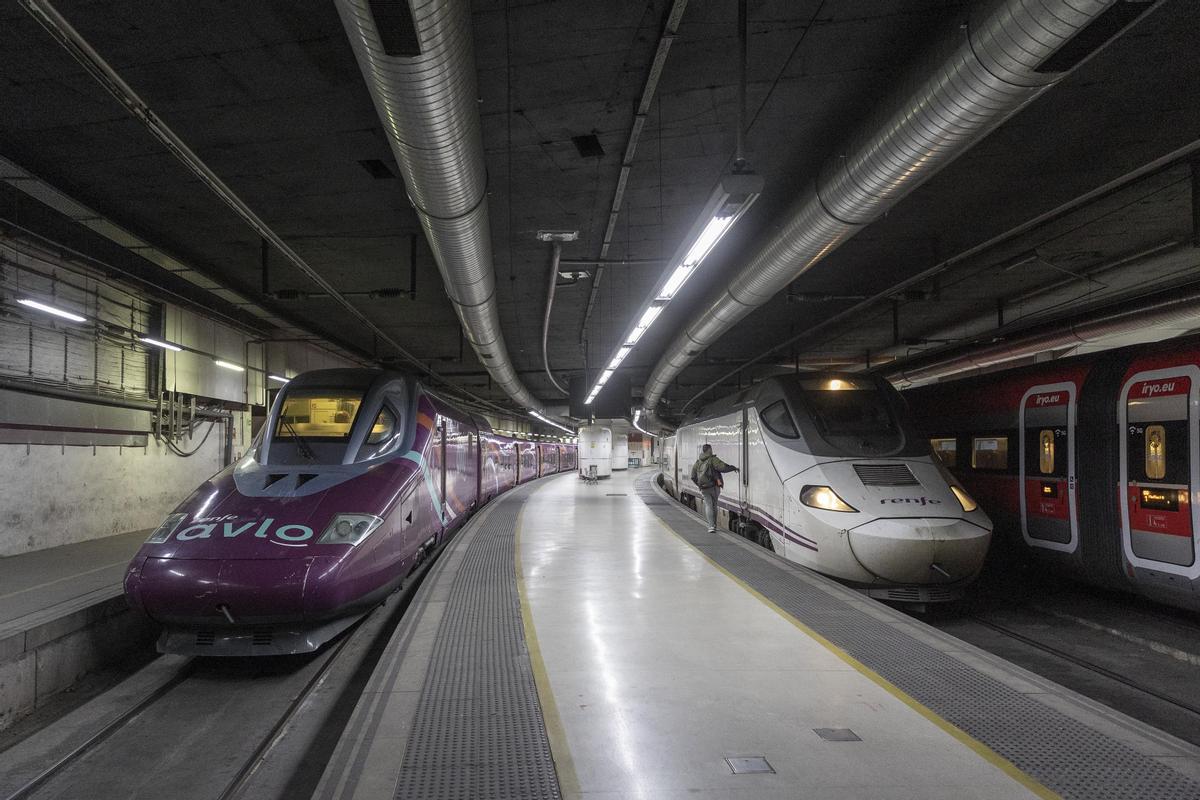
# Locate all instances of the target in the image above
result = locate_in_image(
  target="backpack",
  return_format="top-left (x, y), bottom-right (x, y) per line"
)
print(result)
top-left (693, 456), bottom-right (720, 489)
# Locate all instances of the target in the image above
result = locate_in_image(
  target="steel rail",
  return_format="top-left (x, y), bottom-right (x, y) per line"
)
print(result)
top-left (4, 662), bottom-right (197, 800)
top-left (967, 615), bottom-right (1200, 724)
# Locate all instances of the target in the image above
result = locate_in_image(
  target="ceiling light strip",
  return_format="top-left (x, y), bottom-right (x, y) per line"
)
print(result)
top-left (19, 0), bottom-right (435, 380)
top-left (16, 297), bottom-right (87, 322)
top-left (632, 409), bottom-right (657, 439)
top-left (579, 0), bottom-right (690, 341)
top-left (583, 171), bottom-right (762, 405)
top-left (529, 410), bottom-right (575, 434)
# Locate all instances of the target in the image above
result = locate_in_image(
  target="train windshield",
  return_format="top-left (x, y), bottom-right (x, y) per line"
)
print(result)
top-left (276, 390), bottom-right (367, 440)
top-left (789, 376), bottom-right (921, 457)
top-left (800, 378), bottom-right (897, 437)
top-left (270, 388), bottom-right (399, 464)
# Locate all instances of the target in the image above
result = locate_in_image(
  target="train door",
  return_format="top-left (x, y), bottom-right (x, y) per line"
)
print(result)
top-left (474, 431), bottom-right (481, 502)
top-left (1119, 368), bottom-right (1198, 576)
top-left (468, 431), bottom-right (478, 508)
top-left (739, 406), bottom-right (750, 519)
top-left (438, 417), bottom-right (447, 522)
top-left (671, 439), bottom-right (678, 489)
top-left (427, 415), bottom-right (447, 533)
top-left (1019, 384), bottom-right (1078, 552)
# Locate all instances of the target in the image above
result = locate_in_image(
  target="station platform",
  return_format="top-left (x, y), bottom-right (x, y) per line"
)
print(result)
top-left (0, 531), bottom-right (145, 635)
top-left (316, 468), bottom-right (1200, 800)
top-left (0, 530), bottom-right (150, 730)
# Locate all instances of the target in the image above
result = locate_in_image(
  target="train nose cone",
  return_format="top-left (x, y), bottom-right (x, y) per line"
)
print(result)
top-left (138, 557), bottom-right (336, 624)
top-left (847, 518), bottom-right (990, 585)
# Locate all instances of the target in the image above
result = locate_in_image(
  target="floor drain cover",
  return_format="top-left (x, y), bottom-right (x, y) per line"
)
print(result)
top-left (814, 728), bottom-right (862, 742)
top-left (605, 493), bottom-right (628, 496)
top-left (725, 756), bottom-right (774, 774)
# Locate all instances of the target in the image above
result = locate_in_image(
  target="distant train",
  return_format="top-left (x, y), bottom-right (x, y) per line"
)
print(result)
top-left (905, 333), bottom-right (1200, 612)
top-left (660, 374), bottom-right (993, 603)
top-left (123, 368), bottom-right (577, 655)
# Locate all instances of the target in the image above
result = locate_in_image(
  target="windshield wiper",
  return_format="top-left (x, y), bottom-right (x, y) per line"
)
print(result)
top-left (282, 418), bottom-right (316, 462)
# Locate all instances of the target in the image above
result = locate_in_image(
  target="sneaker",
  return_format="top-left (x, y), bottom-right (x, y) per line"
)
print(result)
top-left (707, 527), bottom-right (716, 533)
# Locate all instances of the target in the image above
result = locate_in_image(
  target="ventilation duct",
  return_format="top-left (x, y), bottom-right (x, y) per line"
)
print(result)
top-left (336, 0), bottom-right (544, 413)
top-left (641, 0), bottom-right (1145, 411)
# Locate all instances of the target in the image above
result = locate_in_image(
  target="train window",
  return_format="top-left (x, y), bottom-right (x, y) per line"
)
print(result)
top-left (367, 406), bottom-right (396, 444)
top-left (971, 436), bottom-right (1008, 470)
top-left (1145, 424), bottom-right (1166, 480)
top-left (930, 438), bottom-right (957, 467)
top-left (1038, 430), bottom-right (1055, 475)
top-left (760, 401), bottom-right (799, 439)
top-left (276, 390), bottom-right (363, 439)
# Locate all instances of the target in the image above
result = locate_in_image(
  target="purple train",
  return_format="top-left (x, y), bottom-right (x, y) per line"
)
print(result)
top-left (123, 369), bottom-right (577, 656)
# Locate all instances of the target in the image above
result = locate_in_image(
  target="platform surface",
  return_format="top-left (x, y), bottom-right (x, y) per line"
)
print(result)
top-left (319, 468), bottom-right (1200, 800)
top-left (0, 530), bottom-right (144, 632)
top-left (521, 470), bottom-right (1042, 799)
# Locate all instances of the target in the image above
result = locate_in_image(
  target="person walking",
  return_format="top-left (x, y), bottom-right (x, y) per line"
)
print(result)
top-left (690, 444), bottom-right (738, 533)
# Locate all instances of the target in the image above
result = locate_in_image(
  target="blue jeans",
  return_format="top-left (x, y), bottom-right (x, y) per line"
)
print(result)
top-left (702, 488), bottom-right (720, 530)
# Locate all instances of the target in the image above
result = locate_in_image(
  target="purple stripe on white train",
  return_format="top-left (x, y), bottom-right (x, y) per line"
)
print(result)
top-left (123, 368), bottom-right (576, 656)
top-left (660, 374), bottom-right (992, 603)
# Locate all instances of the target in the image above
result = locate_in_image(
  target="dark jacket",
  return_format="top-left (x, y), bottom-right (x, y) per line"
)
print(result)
top-left (690, 452), bottom-right (736, 490)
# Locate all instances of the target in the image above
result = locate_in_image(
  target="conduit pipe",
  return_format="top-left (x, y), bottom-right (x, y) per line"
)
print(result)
top-left (641, 0), bottom-right (1130, 411)
top-left (336, 0), bottom-right (543, 413)
top-left (885, 283), bottom-right (1200, 386)
top-left (542, 243), bottom-right (570, 396)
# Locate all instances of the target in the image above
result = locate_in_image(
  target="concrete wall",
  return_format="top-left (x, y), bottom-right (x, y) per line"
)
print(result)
top-left (0, 596), bottom-right (156, 732)
top-left (0, 426), bottom-right (225, 557)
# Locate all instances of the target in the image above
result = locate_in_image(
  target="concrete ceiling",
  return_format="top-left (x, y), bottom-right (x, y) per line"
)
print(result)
top-left (1, 0), bottom-right (1197, 420)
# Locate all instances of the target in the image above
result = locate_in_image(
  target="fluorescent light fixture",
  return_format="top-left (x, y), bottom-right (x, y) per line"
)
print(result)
top-left (632, 408), bottom-right (657, 439)
top-left (583, 169), bottom-right (763, 405)
top-left (214, 360), bottom-right (245, 372)
top-left (17, 298), bottom-right (86, 323)
top-left (607, 347), bottom-right (632, 370)
top-left (624, 305), bottom-right (663, 346)
top-left (529, 410), bottom-right (574, 434)
top-left (655, 216), bottom-right (735, 301)
top-left (657, 265), bottom-right (692, 302)
top-left (268, 374), bottom-right (289, 383)
top-left (138, 337), bottom-right (182, 352)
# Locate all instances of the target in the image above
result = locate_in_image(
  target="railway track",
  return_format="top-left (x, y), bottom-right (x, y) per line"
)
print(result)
top-left (965, 614), bottom-right (1200, 723)
top-left (0, 547), bottom-right (446, 800)
top-left (4, 622), bottom-right (357, 800)
top-left (917, 566), bottom-right (1200, 748)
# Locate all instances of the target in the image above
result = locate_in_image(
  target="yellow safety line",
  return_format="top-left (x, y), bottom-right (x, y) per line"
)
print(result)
top-left (514, 503), bottom-right (582, 800)
top-left (649, 514), bottom-right (1061, 800)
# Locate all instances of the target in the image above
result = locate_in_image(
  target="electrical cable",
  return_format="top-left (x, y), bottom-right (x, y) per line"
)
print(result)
top-left (165, 419), bottom-right (219, 457)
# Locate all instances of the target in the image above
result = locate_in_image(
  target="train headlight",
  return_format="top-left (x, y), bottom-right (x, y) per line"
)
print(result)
top-left (800, 485), bottom-right (858, 513)
top-left (146, 512), bottom-right (187, 543)
top-left (950, 485), bottom-right (979, 513)
top-left (318, 514), bottom-right (385, 546)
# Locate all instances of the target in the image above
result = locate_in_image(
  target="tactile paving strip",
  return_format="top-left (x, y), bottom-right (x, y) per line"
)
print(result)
top-left (635, 474), bottom-right (1200, 800)
top-left (394, 492), bottom-right (561, 800)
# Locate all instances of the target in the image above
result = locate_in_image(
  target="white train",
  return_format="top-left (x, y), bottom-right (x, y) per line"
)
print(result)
top-left (660, 374), bottom-right (993, 602)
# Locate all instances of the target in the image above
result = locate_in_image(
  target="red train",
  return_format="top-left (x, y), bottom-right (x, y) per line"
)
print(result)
top-left (905, 335), bottom-right (1200, 612)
